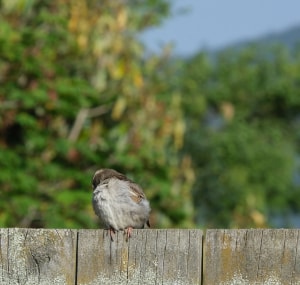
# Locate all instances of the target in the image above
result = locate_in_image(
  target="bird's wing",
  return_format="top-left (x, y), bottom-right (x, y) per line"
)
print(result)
top-left (128, 182), bottom-right (146, 204)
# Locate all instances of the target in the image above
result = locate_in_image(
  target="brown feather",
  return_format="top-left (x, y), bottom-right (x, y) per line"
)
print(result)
top-left (92, 169), bottom-right (128, 189)
top-left (92, 168), bottom-right (151, 235)
top-left (93, 169), bottom-right (146, 204)
top-left (128, 182), bottom-right (145, 203)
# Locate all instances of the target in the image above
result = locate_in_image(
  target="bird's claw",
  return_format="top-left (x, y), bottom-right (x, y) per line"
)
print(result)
top-left (107, 228), bottom-right (116, 241)
top-left (124, 227), bottom-right (133, 241)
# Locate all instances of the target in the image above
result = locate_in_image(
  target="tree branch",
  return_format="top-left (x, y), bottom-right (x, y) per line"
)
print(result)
top-left (68, 105), bottom-right (109, 142)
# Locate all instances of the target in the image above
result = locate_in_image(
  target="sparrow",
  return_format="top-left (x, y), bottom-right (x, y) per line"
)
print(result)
top-left (92, 168), bottom-right (151, 241)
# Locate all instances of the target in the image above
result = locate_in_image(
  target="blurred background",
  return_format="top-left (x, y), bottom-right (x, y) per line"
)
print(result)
top-left (1, 0), bottom-right (300, 229)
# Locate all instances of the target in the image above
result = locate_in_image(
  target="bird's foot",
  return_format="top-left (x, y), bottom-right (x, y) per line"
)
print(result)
top-left (124, 227), bottom-right (133, 241)
top-left (107, 228), bottom-right (116, 241)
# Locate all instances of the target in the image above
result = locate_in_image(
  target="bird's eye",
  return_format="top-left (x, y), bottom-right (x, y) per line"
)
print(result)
top-left (92, 180), bottom-right (97, 189)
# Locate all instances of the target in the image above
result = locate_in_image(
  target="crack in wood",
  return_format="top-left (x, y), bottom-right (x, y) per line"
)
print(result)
top-left (292, 230), bottom-right (300, 284)
top-left (3, 228), bottom-right (300, 284)
top-left (256, 229), bottom-right (264, 281)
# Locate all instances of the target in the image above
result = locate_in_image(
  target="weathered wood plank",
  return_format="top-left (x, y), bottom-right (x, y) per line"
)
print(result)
top-left (0, 228), bottom-right (77, 285)
top-left (205, 229), bottom-right (300, 285)
top-left (76, 229), bottom-right (203, 285)
top-left (6, 228), bottom-right (300, 284)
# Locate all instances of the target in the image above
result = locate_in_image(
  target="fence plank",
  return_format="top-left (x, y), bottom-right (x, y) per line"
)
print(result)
top-left (0, 228), bottom-right (77, 285)
top-left (4, 228), bottom-right (299, 284)
top-left (76, 229), bottom-right (203, 285)
top-left (205, 229), bottom-right (300, 285)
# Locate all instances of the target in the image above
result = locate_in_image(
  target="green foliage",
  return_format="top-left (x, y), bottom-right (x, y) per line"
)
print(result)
top-left (0, 0), bottom-right (194, 229)
top-left (180, 45), bottom-right (300, 227)
top-left (2, 0), bottom-right (299, 230)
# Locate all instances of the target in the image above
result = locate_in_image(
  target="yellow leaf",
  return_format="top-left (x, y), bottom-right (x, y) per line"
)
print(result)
top-left (77, 34), bottom-right (87, 50)
top-left (112, 97), bottom-right (126, 120)
top-left (174, 120), bottom-right (185, 149)
top-left (250, 210), bottom-right (266, 227)
top-left (117, 7), bottom-right (128, 29)
top-left (111, 60), bottom-right (125, 79)
top-left (221, 101), bottom-right (235, 121)
top-left (134, 73), bottom-right (143, 88)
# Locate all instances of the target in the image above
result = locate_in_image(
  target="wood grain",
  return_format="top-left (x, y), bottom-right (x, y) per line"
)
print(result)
top-left (3, 228), bottom-right (298, 284)
top-left (0, 228), bottom-right (77, 285)
top-left (76, 229), bottom-right (203, 285)
top-left (205, 229), bottom-right (300, 285)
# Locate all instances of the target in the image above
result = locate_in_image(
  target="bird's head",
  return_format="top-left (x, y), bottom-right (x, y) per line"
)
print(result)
top-left (92, 168), bottom-right (125, 190)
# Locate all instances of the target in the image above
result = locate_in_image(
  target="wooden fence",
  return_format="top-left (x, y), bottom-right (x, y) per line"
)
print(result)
top-left (0, 228), bottom-right (299, 285)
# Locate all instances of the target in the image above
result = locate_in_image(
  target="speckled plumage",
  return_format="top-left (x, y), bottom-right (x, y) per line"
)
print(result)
top-left (92, 169), bottom-right (150, 239)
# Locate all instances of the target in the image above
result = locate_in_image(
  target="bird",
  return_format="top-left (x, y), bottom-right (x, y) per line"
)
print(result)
top-left (92, 168), bottom-right (151, 241)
